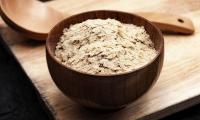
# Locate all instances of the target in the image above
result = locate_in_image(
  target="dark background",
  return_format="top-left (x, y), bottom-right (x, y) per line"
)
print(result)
top-left (0, 37), bottom-right (54, 120)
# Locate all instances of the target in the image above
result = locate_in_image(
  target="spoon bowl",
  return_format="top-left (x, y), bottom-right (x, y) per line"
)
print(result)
top-left (0, 0), bottom-right (63, 40)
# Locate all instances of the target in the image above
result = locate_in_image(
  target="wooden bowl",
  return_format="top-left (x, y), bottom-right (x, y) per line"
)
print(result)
top-left (46, 10), bottom-right (164, 110)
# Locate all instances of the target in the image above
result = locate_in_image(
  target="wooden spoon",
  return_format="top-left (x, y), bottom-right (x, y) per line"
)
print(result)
top-left (0, 0), bottom-right (195, 40)
top-left (0, 0), bottom-right (64, 40)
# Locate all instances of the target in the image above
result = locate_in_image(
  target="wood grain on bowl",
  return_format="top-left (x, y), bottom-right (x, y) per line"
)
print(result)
top-left (46, 10), bottom-right (164, 109)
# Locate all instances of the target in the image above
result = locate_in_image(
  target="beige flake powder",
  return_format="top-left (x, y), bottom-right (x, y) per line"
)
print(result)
top-left (55, 19), bottom-right (157, 74)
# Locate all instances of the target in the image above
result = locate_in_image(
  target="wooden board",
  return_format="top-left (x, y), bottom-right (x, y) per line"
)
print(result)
top-left (1, 0), bottom-right (200, 120)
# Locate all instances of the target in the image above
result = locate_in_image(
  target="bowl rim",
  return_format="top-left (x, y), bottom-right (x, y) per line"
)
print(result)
top-left (46, 10), bottom-right (164, 77)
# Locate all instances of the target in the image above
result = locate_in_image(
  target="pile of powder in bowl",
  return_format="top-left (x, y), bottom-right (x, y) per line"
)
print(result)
top-left (55, 19), bottom-right (158, 74)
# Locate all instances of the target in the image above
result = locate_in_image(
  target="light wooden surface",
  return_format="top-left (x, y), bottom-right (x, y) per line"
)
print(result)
top-left (1, 0), bottom-right (200, 120)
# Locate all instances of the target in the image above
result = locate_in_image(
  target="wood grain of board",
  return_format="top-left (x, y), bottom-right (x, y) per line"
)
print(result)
top-left (1, 0), bottom-right (200, 120)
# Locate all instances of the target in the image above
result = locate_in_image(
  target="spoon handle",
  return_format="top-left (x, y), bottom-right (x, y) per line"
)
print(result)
top-left (46, 0), bottom-right (195, 34)
top-left (134, 12), bottom-right (194, 34)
